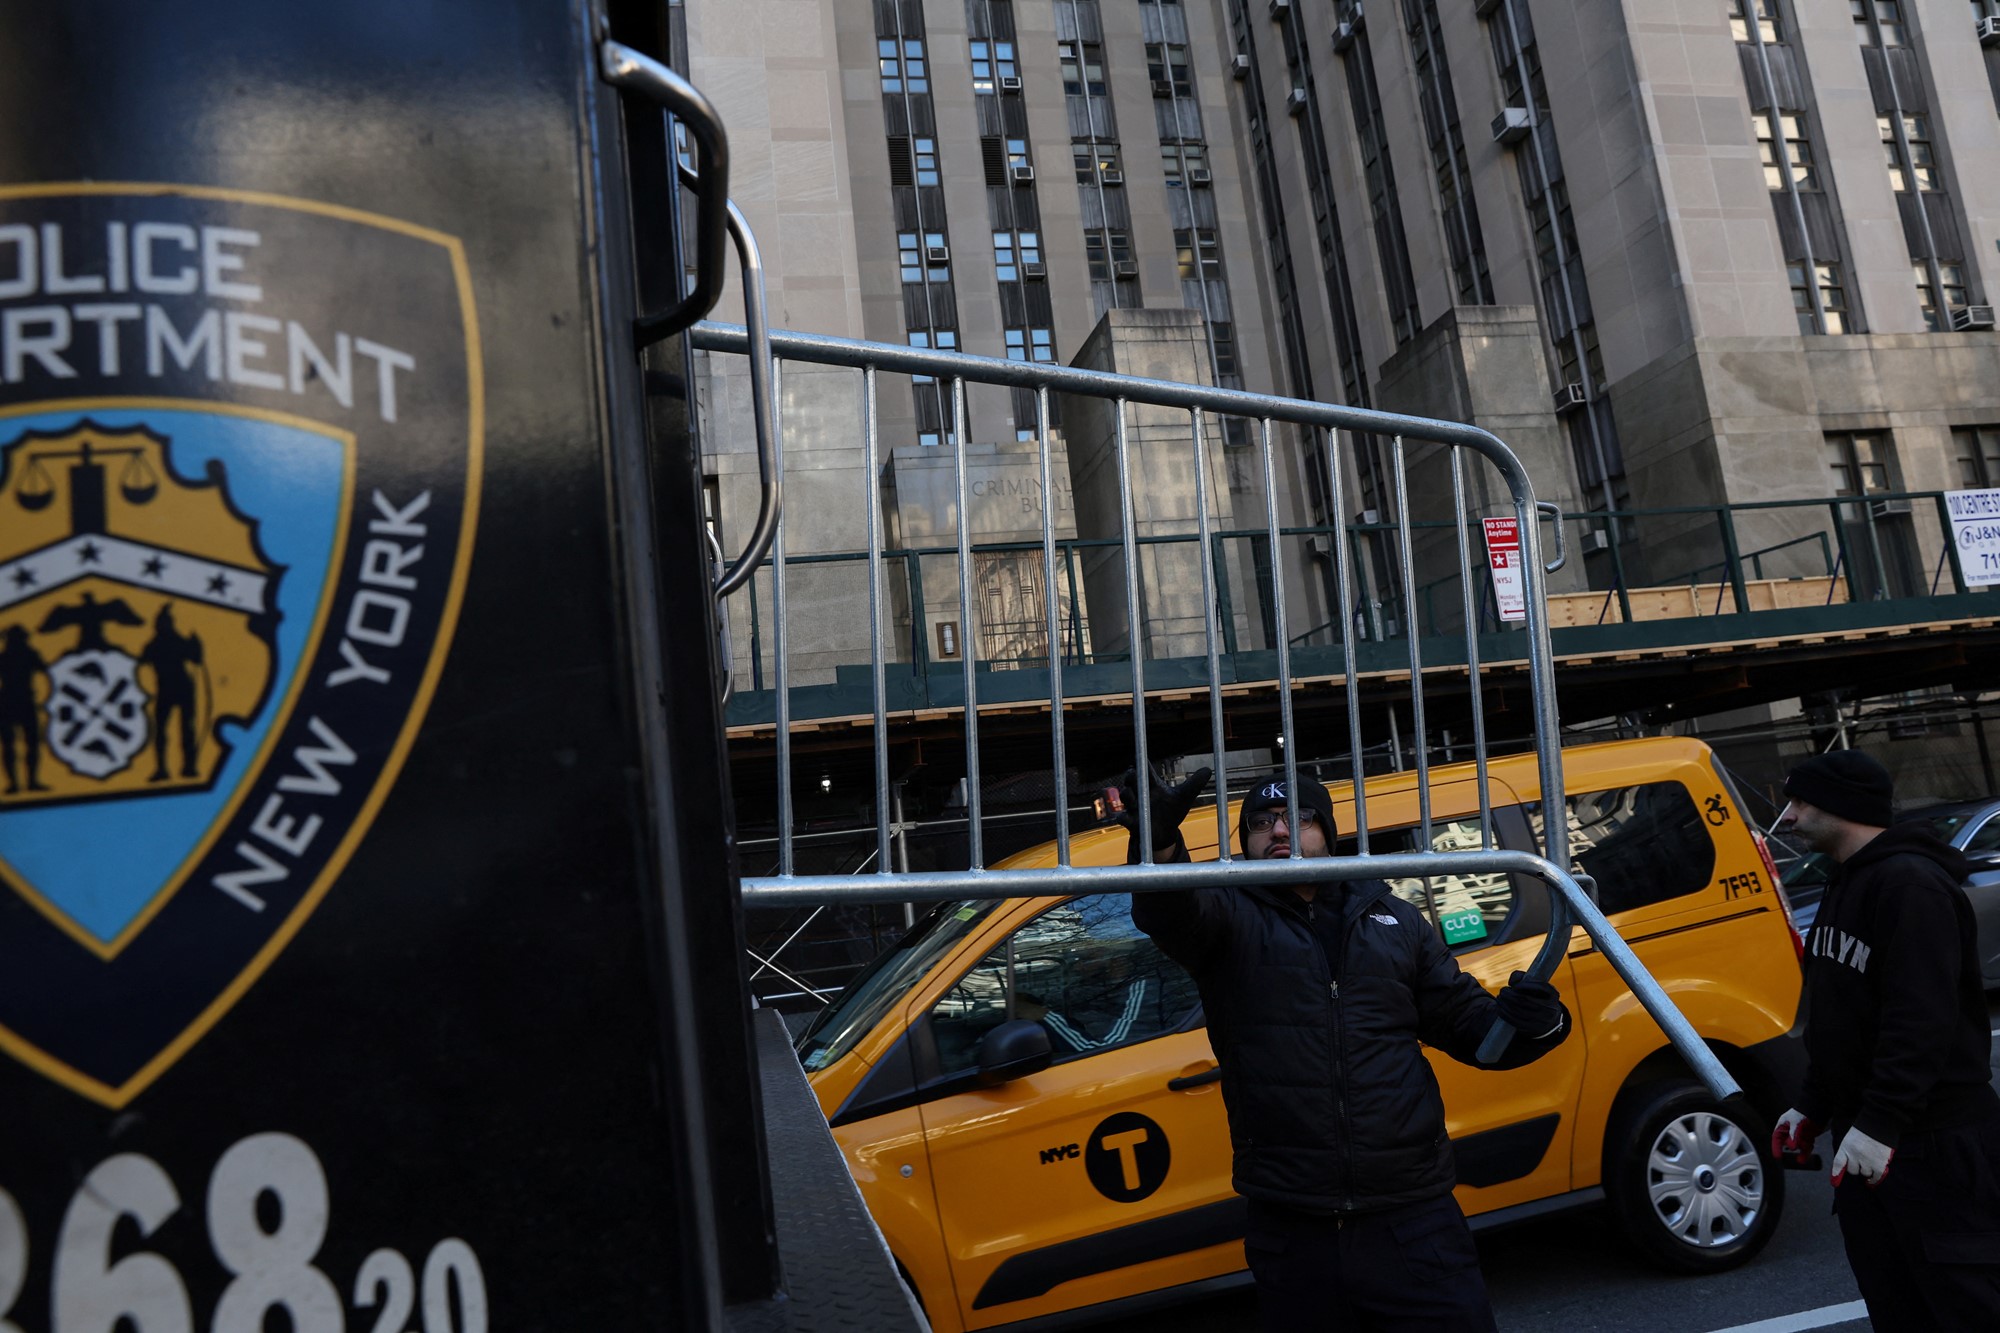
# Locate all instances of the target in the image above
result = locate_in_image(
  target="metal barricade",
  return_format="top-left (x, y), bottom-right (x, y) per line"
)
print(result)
top-left (692, 301), bottom-right (1737, 1103)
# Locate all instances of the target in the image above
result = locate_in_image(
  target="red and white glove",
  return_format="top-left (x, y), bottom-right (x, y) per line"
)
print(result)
top-left (1830, 1127), bottom-right (1894, 1187)
top-left (1770, 1108), bottom-right (1822, 1166)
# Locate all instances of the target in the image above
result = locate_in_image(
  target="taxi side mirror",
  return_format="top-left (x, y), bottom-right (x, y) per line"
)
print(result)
top-left (977, 1019), bottom-right (1053, 1085)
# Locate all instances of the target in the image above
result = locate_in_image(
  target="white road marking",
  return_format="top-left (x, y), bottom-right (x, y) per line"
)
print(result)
top-left (1701, 1301), bottom-right (1868, 1333)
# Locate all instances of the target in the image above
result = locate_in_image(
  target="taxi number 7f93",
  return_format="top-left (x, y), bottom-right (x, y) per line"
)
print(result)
top-left (1720, 870), bottom-right (1764, 899)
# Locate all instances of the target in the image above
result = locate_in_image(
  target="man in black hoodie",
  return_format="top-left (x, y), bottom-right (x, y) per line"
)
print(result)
top-left (1117, 768), bottom-right (1570, 1332)
top-left (1770, 749), bottom-right (2000, 1328)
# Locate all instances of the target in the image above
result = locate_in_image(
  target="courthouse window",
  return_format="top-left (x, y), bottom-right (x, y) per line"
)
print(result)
top-left (1792, 262), bottom-right (1849, 334)
top-left (1003, 327), bottom-right (1055, 362)
top-left (1881, 114), bottom-right (1939, 193)
top-left (1826, 431), bottom-right (1893, 496)
top-left (1916, 261), bottom-right (1968, 331)
top-left (1729, 0), bottom-right (1782, 43)
top-left (1953, 427), bottom-right (2000, 488)
top-left (908, 329), bottom-right (958, 383)
top-left (1753, 112), bottom-right (1816, 190)
top-left (879, 38), bottom-right (929, 93)
top-left (1852, 0), bottom-right (1909, 46)
top-left (969, 40), bottom-right (1017, 93)
top-left (1058, 41), bottom-right (1106, 97)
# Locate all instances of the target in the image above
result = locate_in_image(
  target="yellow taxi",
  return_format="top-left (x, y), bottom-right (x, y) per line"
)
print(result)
top-left (795, 737), bottom-right (1805, 1331)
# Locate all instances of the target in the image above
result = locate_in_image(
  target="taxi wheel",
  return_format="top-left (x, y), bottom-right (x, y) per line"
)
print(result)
top-left (1604, 1079), bottom-right (1784, 1273)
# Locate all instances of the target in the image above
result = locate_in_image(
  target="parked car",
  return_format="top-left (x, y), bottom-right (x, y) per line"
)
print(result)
top-left (1783, 797), bottom-right (2000, 988)
top-left (796, 738), bottom-right (1806, 1332)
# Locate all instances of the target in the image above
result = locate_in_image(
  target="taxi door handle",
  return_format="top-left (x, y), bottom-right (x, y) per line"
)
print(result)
top-left (1168, 1066), bottom-right (1222, 1091)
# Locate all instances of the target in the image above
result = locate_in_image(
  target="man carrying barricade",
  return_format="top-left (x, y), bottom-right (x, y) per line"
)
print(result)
top-left (1114, 766), bottom-right (1570, 1331)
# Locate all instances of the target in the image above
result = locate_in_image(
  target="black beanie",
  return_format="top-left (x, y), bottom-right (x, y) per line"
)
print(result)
top-left (1784, 750), bottom-right (1894, 828)
top-left (1239, 774), bottom-right (1339, 846)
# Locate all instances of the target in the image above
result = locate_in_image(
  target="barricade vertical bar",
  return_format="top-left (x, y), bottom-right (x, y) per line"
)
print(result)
top-left (1391, 437), bottom-right (1432, 853)
top-left (1450, 448), bottom-right (1494, 848)
top-left (1191, 407), bottom-right (1230, 859)
top-left (1512, 453), bottom-right (1568, 864)
top-left (1115, 398), bottom-right (1153, 861)
top-left (951, 376), bottom-right (983, 868)
top-left (748, 571), bottom-right (763, 692)
top-left (863, 366), bottom-right (890, 874)
top-left (1037, 386), bottom-right (1071, 866)
top-left (1258, 418), bottom-right (1300, 851)
top-left (1327, 429), bottom-right (1368, 854)
top-left (771, 361), bottom-right (794, 876)
top-left (1390, 436), bottom-right (1436, 920)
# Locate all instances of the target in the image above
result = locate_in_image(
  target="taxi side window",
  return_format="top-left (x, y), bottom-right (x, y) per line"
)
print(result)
top-left (927, 895), bottom-right (1202, 1076)
top-left (1376, 818), bottom-right (1525, 951)
top-left (1530, 782), bottom-right (1716, 914)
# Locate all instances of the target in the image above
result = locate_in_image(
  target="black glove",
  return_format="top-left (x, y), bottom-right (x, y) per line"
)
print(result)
top-left (1110, 765), bottom-right (1212, 862)
top-left (1493, 971), bottom-right (1567, 1041)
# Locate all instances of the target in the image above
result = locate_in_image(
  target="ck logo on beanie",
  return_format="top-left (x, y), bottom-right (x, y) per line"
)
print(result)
top-left (1260, 783), bottom-right (1286, 800)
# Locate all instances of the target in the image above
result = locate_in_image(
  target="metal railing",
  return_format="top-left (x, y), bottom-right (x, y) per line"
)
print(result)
top-left (722, 490), bottom-right (1992, 694)
top-left (1560, 492), bottom-right (1985, 625)
top-left (692, 319), bottom-right (1737, 1096)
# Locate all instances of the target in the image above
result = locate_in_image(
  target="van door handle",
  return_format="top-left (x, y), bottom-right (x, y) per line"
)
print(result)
top-left (1168, 1066), bottom-right (1221, 1091)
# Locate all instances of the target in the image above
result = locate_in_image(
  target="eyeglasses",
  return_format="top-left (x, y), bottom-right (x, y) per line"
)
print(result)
top-left (1245, 808), bottom-right (1321, 835)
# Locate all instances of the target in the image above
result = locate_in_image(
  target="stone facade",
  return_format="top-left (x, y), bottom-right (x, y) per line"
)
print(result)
top-left (689, 0), bottom-right (2000, 691)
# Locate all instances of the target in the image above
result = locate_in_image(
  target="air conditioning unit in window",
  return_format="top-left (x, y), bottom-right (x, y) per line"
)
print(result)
top-left (1552, 381), bottom-right (1589, 414)
top-left (1580, 530), bottom-right (1612, 554)
top-left (1286, 87), bottom-right (1309, 115)
top-left (1492, 106), bottom-right (1532, 145)
top-left (1333, 0), bottom-right (1363, 49)
top-left (1869, 498), bottom-right (1914, 519)
top-left (1010, 163), bottom-right (1036, 184)
top-left (1100, 167), bottom-right (1125, 185)
top-left (925, 245), bottom-right (950, 263)
top-left (1980, 15), bottom-right (2000, 45)
top-left (1233, 53), bottom-right (1252, 78)
top-left (1268, 0), bottom-right (1290, 15)
top-left (1022, 261), bottom-right (1047, 278)
top-left (999, 74), bottom-right (1024, 91)
top-left (1189, 167), bottom-right (1213, 185)
top-left (1952, 303), bottom-right (1997, 330)
top-left (1475, 0), bottom-right (1503, 15)
top-left (1114, 259), bottom-right (1139, 278)
top-left (1306, 534), bottom-right (1333, 557)
top-left (1154, 78), bottom-right (1179, 98)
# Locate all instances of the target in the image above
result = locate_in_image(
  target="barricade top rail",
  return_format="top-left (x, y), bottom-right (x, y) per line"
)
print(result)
top-left (695, 321), bottom-right (1534, 497)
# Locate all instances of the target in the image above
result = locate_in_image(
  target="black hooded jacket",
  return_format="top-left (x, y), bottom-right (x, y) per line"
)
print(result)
top-left (1132, 875), bottom-right (1568, 1214)
top-left (1798, 823), bottom-right (1994, 1146)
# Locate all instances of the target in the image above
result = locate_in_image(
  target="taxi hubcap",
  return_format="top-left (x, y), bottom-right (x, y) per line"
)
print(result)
top-left (1645, 1111), bottom-right (1763, 1249)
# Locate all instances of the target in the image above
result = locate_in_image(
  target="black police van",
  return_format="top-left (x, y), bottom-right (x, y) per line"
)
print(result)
top-left (0, 3), bottom-right (917, 1328)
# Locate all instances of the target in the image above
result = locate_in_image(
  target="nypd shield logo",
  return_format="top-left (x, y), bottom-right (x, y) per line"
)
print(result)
top-left (0, 185), bottom-right (481, 1106)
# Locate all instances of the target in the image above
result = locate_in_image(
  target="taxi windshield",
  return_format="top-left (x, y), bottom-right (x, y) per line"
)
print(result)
top-left (795, 899), bottom-right (1001, 1072)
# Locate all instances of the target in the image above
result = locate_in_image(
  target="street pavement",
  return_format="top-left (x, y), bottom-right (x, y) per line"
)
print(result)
top-left (1092, 999), bottom-right (2000, 1332)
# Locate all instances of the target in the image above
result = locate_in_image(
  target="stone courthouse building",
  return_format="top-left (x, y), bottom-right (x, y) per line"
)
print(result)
top-left (684, 0), bottom-right (2000, 704)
